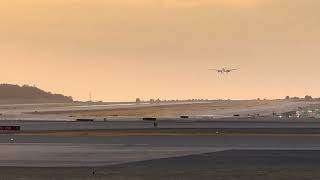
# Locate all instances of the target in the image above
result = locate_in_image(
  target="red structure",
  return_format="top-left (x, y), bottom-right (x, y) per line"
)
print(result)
top-left (0, 126), bottom-right (21, 132)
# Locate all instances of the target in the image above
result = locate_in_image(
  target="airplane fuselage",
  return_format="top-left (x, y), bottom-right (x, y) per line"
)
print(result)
top-left (209, 68), bottom-right (238, 74)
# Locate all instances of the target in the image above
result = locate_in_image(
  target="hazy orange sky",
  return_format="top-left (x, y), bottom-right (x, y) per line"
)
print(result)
top-left (1, 0), bottom-right (320, 101)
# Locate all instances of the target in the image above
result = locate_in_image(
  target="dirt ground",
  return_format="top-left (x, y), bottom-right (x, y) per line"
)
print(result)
top-left (69, 100), bottom-right (273, 117)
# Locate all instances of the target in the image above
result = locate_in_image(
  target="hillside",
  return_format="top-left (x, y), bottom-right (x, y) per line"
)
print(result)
top-left (0, 84), bottom-right (73, 104)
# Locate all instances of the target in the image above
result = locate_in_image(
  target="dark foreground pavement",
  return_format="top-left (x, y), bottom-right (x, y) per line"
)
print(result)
top-left (2, 150), bottom-right (320, 180)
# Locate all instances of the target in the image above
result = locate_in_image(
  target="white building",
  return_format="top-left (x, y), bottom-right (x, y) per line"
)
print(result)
top-left (296, 109), bottom-right (320, 119)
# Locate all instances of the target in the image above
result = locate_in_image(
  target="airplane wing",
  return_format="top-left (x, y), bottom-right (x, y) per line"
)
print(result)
top-left (228, 69), bottom-right (238, 71)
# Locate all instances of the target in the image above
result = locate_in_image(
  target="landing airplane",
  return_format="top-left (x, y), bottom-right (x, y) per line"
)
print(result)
top-left (209, 68), bottom-right (238, 74)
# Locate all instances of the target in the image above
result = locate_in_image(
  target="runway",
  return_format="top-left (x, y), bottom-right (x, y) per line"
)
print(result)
top-left (1, 115), bottom-right (320, 167)
top-left (1, 118), bottom-right (320, 131)
top-left (1, 134), bottom-right (320, 167)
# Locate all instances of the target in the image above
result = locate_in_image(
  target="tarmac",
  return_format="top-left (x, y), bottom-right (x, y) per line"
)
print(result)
top-left (0, 111), bottom-right (320, 179)
top-left (2, 118), bottom-right (320, 131)
top-left (1, 133), bottom-right (320, 167)
top-left (1, 149), bottom-right (320, 179)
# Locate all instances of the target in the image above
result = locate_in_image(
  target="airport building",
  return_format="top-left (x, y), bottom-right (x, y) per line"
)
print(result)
top-left (280, 111), bottom-right (298, 118)
top-left (296, 109), bottom-right (320, 119)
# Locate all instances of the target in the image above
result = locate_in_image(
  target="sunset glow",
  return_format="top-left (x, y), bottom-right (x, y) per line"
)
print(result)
top-left (1, 0), bottom-right (319, 101)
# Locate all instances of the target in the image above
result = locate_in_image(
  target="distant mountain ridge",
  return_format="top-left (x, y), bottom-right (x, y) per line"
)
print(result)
top-left (0, 84), bottom-right (73, 104)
